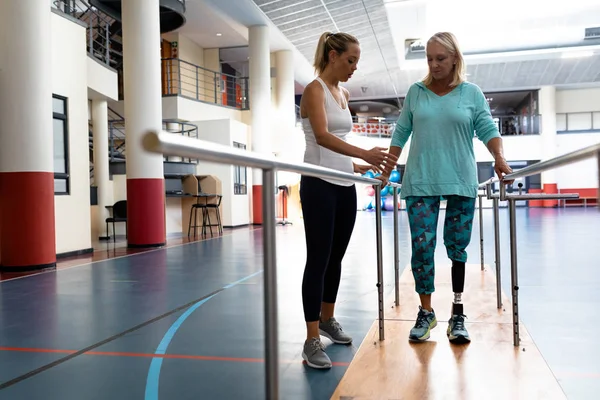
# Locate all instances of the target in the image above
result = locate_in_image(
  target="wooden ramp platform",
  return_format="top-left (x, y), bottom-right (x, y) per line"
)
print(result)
top-left (331, 263), bottom-right (566, 400)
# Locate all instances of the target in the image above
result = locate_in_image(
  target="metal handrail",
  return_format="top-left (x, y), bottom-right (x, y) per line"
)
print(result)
top-left (502, 142), bottom-right (600, 181)
top-left (142, 130), bottom-right (386, 400)
top-left (476, 141), bottom-right (599, 348)
top-left (143, 132), bottom-right (383, 185)
top-left (478, 142), bottom-right (600, 189)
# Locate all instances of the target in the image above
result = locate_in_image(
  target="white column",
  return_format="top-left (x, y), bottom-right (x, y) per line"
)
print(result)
top-left (0, 0), bottom-right (56, 269)
top-left (249, 25), bottom-right (272, 224)
top-left (249, 25), bottom-right (272, 181)
top-left (275, 50), bottom-right (296, 135)
top-left (166, 122), bottom-right (182, 162)
top-left (539, 86), bottom-right (557, 185)
top-left (122, 0), bottom-right (166, 246)
top-left (274, 50), bottom-right (300, 186)
top-left (92, 99), bottom-right (110, 239)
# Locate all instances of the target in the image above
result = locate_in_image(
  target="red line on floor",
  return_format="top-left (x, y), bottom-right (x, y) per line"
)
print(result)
top-left (0, 347), bottom-right (350, 366)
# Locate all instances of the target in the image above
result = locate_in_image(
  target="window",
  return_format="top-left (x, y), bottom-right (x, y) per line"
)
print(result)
top-left (53, 95), bottom-right (70, 195)
top-left (233, 142), bottom-right (247, 195)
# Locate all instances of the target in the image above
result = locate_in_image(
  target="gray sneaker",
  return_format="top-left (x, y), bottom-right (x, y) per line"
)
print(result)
top-left (409, 306), bottom-right (437, 342)
top-left (302, 337), bottom-right (332, 369)
top-left (319, 317), bottom-right (352, 344)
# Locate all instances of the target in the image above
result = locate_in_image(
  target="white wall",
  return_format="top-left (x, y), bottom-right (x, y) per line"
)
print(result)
top-left (87, 56), bottom-right (119, 101)
top-left (51, 12), bottom-right (92, 254)
top-left (166, 96), bottom-right (245, 123)
top-left (553, 87), bottom-right (600, 189)
top-left (191, 119), bottom-right (252, 227)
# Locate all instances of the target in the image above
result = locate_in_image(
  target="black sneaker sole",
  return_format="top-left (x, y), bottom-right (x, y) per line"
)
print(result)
top-left (448, 334), bottom-right (471, 344)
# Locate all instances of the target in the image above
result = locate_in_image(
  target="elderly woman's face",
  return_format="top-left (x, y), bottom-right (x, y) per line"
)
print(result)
top-left (426, 40), bottom-right (455, 82)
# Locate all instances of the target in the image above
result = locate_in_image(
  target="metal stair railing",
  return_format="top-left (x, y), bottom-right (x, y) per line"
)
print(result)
top-left (51, 0), bottom-right (122, 68)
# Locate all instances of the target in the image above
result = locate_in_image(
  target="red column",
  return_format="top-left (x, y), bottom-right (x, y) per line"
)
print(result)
top-left (0, 1), bottom-right (56, 271)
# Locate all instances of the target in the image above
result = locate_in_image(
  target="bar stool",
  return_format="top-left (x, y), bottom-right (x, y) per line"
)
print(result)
top-left (188, 194), bottom-right (223, 236)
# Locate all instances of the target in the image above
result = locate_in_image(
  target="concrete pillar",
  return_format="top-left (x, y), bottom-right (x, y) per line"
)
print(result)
top-left (122, 0), bottom-right (166, 246)
top-left (275, 50), bottom-right (296, 135)
top-left (92, 99), bottom-right (111, 239)
top-left (0, 0), bottom-right (56, 271)
top-left (248, 25), bottom-right (272, 225)
top-left (538, 86), bottom-right (558, 207)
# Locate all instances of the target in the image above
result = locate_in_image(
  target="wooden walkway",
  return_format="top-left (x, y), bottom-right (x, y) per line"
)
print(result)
top-left (331, 263), bottom-right (567, 400)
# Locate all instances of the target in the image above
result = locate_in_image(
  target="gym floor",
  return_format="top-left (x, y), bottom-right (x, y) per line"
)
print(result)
top-left (0, 206), bottom-right (597, 399)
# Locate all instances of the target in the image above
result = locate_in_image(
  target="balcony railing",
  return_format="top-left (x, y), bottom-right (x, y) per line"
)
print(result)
top-left (494, 114), bottom-right (540, 136)
top-left (162, 58), bottom-right (249, 110)
top-left (350, 117), bottom-right (395, 138)
top-left (348, 114), bottom-right (541, 139)
top-left (51, 0), bottom-right (122, 69)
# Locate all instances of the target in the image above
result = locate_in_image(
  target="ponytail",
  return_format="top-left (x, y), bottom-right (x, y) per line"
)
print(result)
top-left (313, 32), bottom-right (359, 75)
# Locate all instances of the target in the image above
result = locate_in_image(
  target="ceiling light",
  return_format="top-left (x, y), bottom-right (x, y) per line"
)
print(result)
top-left (216, 33), bottom-right (222, 36)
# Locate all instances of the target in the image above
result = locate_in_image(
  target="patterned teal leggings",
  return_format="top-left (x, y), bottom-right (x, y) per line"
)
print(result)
top-left (406, 195), bottom-right (476, 295)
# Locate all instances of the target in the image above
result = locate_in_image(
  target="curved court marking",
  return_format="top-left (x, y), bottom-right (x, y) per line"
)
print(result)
top-left (144, 270), bottom-right (264, 400)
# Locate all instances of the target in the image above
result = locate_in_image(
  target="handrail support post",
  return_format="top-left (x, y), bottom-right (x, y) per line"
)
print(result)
top-left (393, 186), bottom-right (400, 307)
top-left (262, 168), bottom-right (279, 399)
top-left (375, 184), bottom-right (385, 341)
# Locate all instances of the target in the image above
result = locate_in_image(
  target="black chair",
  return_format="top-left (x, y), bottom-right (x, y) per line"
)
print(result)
top-left (106, 200), bottom-right (127, 242)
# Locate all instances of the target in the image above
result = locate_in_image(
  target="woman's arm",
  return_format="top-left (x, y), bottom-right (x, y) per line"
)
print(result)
top-left (381, 85), bottom-right (416, 179)
top-left (303, 82), bottom-right (397, 170)
top-left (472, 87), bottom-right (513, 181)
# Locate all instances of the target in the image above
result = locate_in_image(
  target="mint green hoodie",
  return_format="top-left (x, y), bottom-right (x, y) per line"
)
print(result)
top-left (391, 81), bottom-right (500, 199)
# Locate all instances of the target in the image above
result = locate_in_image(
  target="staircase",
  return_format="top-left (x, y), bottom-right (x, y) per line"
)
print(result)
top-left (52, 0), bottom-right (186, 99)
top-left (89, 106), bottom-right (200, 184)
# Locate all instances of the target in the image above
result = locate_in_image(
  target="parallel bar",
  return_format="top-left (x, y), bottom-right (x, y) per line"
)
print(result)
top-left (505, 193), bottom-right (578, 200)
top-left (478, 193), bottom-right (485, 271)
top-left (262, 169), bottom-right (279, 399)
top-left (493, 196), bottom-right (502, 309)
top-left (393, 186), bottom-right (400, 306)
top-left (374, 185), bottom-right (385, 341)
top-left (143, 132), bottom-right (381, 187)
top-left (597, 151), bottom-right (600, 203)
top-left (503, 142), bottom-right (600, 181)
top-left (508, 199), bottom-right (520, 347)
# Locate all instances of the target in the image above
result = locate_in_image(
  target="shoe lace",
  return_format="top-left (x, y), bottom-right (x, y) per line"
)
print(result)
top-left (453, 314), bottom-right (467, 330)
top-left (328, 318), bottom-right (342, 332)
top-left (415, 311), bottom-right (430, 328)
top-left (308, 337), bottom-right (325, 352)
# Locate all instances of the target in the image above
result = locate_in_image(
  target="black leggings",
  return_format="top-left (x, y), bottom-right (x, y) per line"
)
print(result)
top-left (300, 176), bottom-right (357, 322)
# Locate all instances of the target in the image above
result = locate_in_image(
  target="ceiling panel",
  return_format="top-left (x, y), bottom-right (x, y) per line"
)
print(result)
top-left (251, 0), bottom-right (600, 100)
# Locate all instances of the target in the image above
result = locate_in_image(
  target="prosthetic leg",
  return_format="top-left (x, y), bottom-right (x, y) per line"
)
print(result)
top-left (451, 260), bottom-right (465, 316)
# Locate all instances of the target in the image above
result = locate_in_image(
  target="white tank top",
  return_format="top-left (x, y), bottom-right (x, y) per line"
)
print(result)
top-left (302, 77), bottom-right (354, 186)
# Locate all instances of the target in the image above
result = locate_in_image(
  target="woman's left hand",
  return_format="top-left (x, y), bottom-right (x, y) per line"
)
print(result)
top-left (494, 156), bottom-right (513, 184)
top-left (354, 163), bottom-right (373, 175)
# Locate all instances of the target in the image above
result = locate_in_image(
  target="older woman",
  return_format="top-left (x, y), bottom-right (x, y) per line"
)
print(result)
top-left (383, 32), bottom-right (512, 344)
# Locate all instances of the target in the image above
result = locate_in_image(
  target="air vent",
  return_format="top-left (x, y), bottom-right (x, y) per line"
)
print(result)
top-left (584, 27), bottom-right (600, 39)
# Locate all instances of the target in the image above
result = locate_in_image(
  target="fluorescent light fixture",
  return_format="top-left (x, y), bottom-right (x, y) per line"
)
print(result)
top-left (216, 33), bottom-right (222, 36)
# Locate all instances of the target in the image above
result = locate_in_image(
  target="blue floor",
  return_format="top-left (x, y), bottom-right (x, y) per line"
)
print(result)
top-left (0, 206), bottom-right (598, 399)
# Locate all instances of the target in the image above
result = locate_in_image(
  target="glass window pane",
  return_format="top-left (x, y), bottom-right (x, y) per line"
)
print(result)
top-left (54, 178), bottom-right (67, 194)
top-left (53, 118), bottom-right (66, 173)
top-left (53, 97), bottom-right (65, 114)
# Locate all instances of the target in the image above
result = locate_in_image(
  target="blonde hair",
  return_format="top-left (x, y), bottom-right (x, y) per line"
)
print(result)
top-left (313, 32), bottom-right (360, 75)
top-left (422, 32), bottom-right (466, 87)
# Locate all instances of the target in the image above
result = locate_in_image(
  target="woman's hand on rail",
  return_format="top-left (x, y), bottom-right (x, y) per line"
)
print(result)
top-left (494, 156), bottom-right (514, 184)
top-left (361, 147), bottom-right (398, 174)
